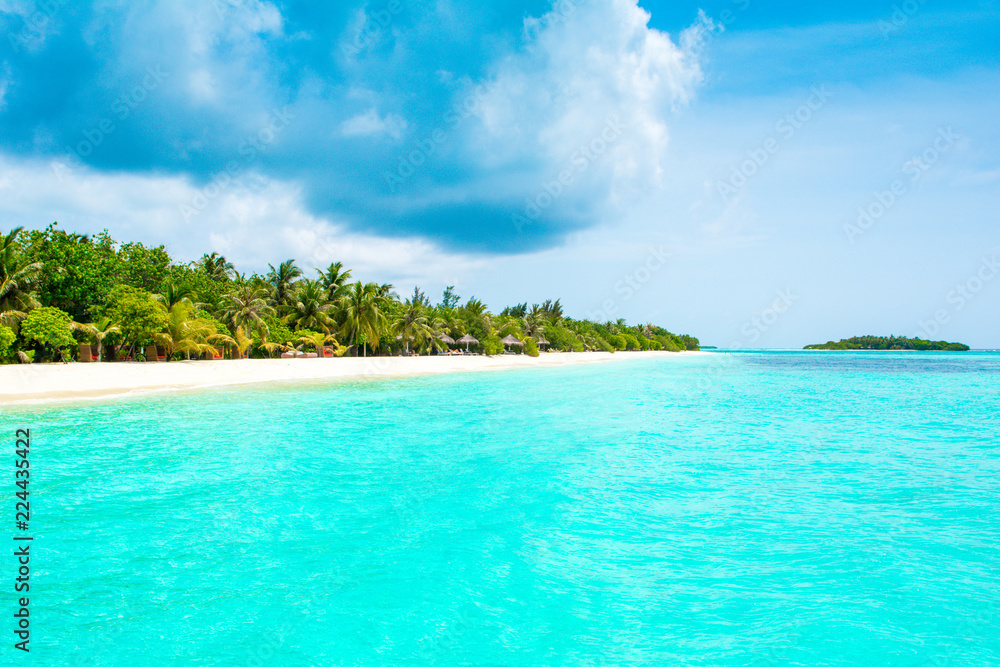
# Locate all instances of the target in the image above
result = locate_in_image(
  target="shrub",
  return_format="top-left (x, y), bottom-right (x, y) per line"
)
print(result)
top-left (481, 333), bottom-right (503, 356)
top-left (524, 336), bottom-right (540, 357)
top-left (606, 334), bottom-right (626, 350)
top-left (595, 336), bottom-right (615, 353)
top-left (0, 325), bottom-right (15, 362)
top-left (545, 325), bottom-right (583, 352)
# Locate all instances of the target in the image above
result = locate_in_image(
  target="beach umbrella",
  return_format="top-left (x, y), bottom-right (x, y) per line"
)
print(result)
top-left (536, 337), bottom-right (550, 349)
top-left (438, 333), bottom-right (456, 345)
top-left (457, 334), bottom-right (479, 352)
top-left (501, 334), bottom-right (524, 352)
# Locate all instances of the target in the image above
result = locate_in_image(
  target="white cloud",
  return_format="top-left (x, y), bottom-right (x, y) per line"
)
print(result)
top-left (0, 156), bottom-right (484, 288)
top-left (470, 0), bottom-right (712, 203)
top-left (340, 108), bottom-right (407, 140)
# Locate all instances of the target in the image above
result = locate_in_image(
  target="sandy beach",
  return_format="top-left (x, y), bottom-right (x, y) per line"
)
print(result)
top-left (0, 351), bottom-right (702, 406)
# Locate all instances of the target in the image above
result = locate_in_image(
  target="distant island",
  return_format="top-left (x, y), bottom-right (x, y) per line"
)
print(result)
top-left (804, 336), bottom-right (970, 351)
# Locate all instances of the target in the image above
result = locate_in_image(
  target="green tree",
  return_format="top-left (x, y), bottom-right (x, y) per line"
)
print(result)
top-left (540, 299), bottom-right (564, 323)
top-left (339, 282), bottom-right (389, 356)
top-left (440, 285), bottom-right (460, 309)
top-left (408, 286), bottom-right (431, 308)
top-left (23, 224), bottom-right (118, 320)
top-left (154, 302), bottom-right (216, 360)
top-left (267, 259), bottom-right (302, 306)
top-left (21, 306), bottom-right (75, 362)
top-left (193, 252), bottom-right (236, 282)
top-left (424, 316), bottom-right (452, 355)
top-left (153, 278), bottom-right (196, 312)
top-left (316, 261), bottom-right (353, 302)
top-left (392, 298), bottom-right (431, 355)
top-left (283, 280), bottom-right (335, 333)
top-left (116, 241), bottom-right (172, 292)
top-left (0, 325), bottom-right (15, 362)
top-left (220, 282), bottom-right (275, 337)
top-left (104, 285), bottom-right (169, 358)
top-left (1, 227), bottom-right (43, 326)
top-left (523, 304), bottom-right (546, 338)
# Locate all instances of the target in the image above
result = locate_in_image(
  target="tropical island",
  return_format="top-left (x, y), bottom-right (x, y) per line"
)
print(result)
top-left (804, 336), bottom-right (970, 351)
top-left (0, 224), bottom-right (699, 366)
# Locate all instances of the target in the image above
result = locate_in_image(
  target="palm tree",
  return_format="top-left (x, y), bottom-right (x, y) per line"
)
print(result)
top-left (260, 341), bottom-right (292, 358)
top-left (267, 259), bottom-right (302, 306)
top-left (155, 303), bottom-right (217, 361)
top-left (339, 282), bottom-right (388, 356)
top-left (524, 304), bottom-right (546, 338)
top-left (297, 331), bottom-right (343, 356)
top-left (541, 298), bottom-right (564, 323)
top-left (76, 316), bottom-right (120, 362)
top-left (463, 297), bottom-right (487, 318)
top-left (502, 303), bottom-right (528, 318)
top-left (496, 318), bottom-right (524, 338)
top-left (193, 252), bottom-right (235, 282)
top-left (0, 227), bottom-right (43, 326)
top-left (425, 316), bottom-right (452, 355)
top-left (153, 279), bottom-right (196, 312)
top-left (437, 310), bottom-right (466, 340)
top-left (283, 280), bottom-right (335, 333)
top-left (208, 326), bottom-right (254, 359)
top-left (220, 283), bottom-right (274, 338)
top-left (392, 299), bottom-right (431, 355)
top-left (316, 261), bottom-right (353, 302)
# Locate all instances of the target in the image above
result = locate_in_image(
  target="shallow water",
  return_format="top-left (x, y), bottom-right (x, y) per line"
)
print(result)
top-left (4, 352), bottom-right (999, 665)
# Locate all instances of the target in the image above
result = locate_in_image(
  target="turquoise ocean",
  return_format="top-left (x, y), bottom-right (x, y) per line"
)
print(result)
top-left (3, 351), bottom-right (999, 665)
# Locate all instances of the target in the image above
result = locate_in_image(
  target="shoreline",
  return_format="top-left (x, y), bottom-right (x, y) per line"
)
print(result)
top-left (0, 351), bottom-right (704, 406)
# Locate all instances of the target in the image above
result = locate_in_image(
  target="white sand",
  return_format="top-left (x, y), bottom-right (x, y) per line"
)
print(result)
top-left (0, 351), bottom-right (703, 405)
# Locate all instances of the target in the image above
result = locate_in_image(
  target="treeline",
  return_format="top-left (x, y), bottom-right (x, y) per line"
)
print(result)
top-left (804, 336), bottom-right (970, 351)
top-left (0, 224), bottom-right (699, 363)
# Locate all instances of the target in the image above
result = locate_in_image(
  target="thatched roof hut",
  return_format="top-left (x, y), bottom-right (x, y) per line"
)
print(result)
top-left (502, 334), bottom-right (525, 350)
top-left (457, 334), bottom-right (479, 352)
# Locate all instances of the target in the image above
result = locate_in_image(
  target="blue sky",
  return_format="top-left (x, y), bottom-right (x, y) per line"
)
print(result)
top-left (1, 0), bottom-right (998, 347)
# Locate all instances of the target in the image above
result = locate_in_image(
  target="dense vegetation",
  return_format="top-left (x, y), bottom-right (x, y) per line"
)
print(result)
top-left (804, 336), bottom-right (970, 351)
top-left (0, 224), bottom-right (699, 363)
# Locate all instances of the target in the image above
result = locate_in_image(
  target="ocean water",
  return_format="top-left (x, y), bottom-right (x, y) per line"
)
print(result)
top-left (3, 351), bottom-right (999, 665)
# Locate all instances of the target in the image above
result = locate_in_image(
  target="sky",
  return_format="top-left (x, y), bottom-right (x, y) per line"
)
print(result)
top-left (0, 0), bottom-right (998, 348)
